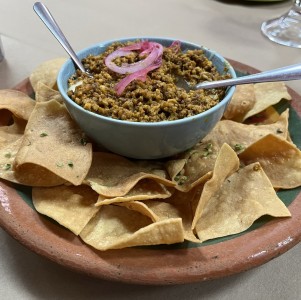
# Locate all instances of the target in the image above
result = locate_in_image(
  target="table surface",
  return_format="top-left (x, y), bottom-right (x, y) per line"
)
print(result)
top-left (1, 0), bottom-right (301, 299)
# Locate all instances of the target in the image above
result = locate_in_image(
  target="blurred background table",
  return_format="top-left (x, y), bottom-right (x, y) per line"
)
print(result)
top-left (0, 0), bottom-right (300, 299)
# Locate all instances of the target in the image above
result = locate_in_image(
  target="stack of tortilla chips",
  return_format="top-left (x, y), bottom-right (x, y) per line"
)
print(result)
top-left (0, 58), bottom-right (299, 251)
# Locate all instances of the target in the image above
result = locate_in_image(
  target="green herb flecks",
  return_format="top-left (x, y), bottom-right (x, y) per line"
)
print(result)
top-left (40, 132), bottom-right (48, 137)
top-left (56, 162), bottom-right (64, 168)
top-left (233, 144), bottom-right (245, 152)
top-left (202, 143), bottom-right (213, 157)
top-left (3, 163), bottom-right (11, 171)
top-left (4, 153), bottom-right (11, 158)
top-left (67, 161), bottom-right (74, 168)
top-left (174, 174), bottom-right (188, 185)
top-left (80, 138), bottom-right (87, 146)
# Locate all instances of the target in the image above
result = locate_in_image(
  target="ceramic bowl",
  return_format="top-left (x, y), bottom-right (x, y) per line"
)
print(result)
top-left (57, 37), bottom-right (236, 159)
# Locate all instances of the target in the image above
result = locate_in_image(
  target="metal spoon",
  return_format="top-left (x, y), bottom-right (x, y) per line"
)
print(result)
top-left (33, 2), bottom-right (90, 76)
top-left (178, 63), bottom-right (301, 91)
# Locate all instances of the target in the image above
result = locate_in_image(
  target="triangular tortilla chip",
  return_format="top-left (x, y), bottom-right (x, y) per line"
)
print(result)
top-left (192, 143), bottom-right (240, 229)
top-left (195, 163), bottom-right (291, 242)
top-left (95, 179), bottom-right (172, 206)
top-left (203, 109), bottom-right (289, 153)
top-left (80, 205), bottom-right (184, 250)
top-left (243, 82), bottom-right (291, 120)
top-left (29, 58), bottom-right (66, 92)
top-left (223, 84), bottom-right (256, 122)
top-left (85, 152), bottom-right (174, 197)
top-left (32, 185), bottom-right (99, 235)
top-left (166, 141), bottom-right (218, 192)
top-left (14, 100), bottom-right (92, 186)
top-left (239, 134), bottom-right (301, 189)
top-left (35, 81), bottom-right (64, 103)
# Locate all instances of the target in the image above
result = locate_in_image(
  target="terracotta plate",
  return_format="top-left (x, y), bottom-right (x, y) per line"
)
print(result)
top-left (1, 60), bottom-right (301, 285)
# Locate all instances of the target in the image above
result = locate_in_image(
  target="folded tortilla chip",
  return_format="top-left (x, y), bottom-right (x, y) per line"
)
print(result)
top-left (144, 187), bottom-right (202, 243)
top-left (203, 109), bottom-right (289, 153)
top-left (35, 81), bottom-right (64, 103)
top-left (166, 141), bottom-right (218, 192)
top-left (95, 179), bottom-right (172, 206)
top-left (32, 185), bottom-right (99, 235)
top-left (243, 82), bottom-right (291, 121)
top-left (0, 137), bottom-right (65, 186)
top-left (195, 163), bottom-right (291, 242)
top-left (192, 143), bottom-right (240, 229)
top-left (14, 99), bottom-right (92, 186)
top-left (239, 134), bottom-right (301, 189)
top-left (223, 84), bottom-right (256, 122)
top-left (29, 58), bottom-right (66, 92)
top-left (80, 205), bottom-right (184, 250)
top-left (85, 152), bottom-right (174, 197)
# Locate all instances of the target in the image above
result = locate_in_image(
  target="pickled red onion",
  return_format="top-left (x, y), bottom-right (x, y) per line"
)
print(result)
top-left (105, 41), bottom-right (163, 75)
top-left (115, 58), bottom-right (162, 96)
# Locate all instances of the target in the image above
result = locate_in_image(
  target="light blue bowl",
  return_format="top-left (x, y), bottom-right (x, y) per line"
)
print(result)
top-left (57, 37), bottom-right (236, 159)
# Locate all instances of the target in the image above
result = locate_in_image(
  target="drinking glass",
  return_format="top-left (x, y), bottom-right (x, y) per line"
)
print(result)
top-left (261, 0), bottom-right (301, 48)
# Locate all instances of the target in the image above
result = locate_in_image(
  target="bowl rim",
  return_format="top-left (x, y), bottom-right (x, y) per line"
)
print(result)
top-left (57, 36), bottom-right (236, 127)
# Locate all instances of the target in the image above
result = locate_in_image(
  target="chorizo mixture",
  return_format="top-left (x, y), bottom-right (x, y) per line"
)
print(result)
top-left (67, 40), bottom-right (230, 122)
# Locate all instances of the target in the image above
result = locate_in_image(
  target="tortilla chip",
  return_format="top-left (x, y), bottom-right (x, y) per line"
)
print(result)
top-left (203, 109), bottom-right (289, 153)
top-left (0, 137), bottom-right (65, 186)
top-left (116, 201), bottom-right (160, 222)
top-left (0, 118), bottom-right (27, 148)
top-left (243, 82), bottom-right (291, 121)
top-left (32, 185), bottom-right (99, 235)
top-left (192, 143), bottom-right (240, 229)
top-left (35, 81), bottom-right (64, 103)
top-left (144, 187), bottom-right (201, 243)
top-left (195, 163), bottom-right (291, 242)
top-left (95, 179), bottom-right (172, 206)
top-left (223, 84), bottom-right (256, 122)
top-left (14, 99), bottom-right (92, 186)
top-left (85, 152), bottom-right (174, 197)
top-left (29, 58), bottom-right (66, 92)
top-left (0, 89), bottom-right (35, 120)
top-left (239, 134), bottom-right (301, 189)
top-left (80, 205), bottom-right (184, 250)
top-left (166, 141), bottom-right (219, 192)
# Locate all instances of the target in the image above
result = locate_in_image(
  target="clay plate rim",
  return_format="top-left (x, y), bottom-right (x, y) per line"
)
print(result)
top-left (0, 59), bottom-right (301, 285)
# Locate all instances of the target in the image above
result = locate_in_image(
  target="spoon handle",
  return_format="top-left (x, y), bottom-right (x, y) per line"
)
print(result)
top-left (33, 2), bottom-right (86, 73)
top-left (195, 63), bottom-right (301, 89)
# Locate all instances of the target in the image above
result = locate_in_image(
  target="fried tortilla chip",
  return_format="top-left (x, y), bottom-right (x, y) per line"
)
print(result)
top-left (32, 185), bottom-right (99, 235)
top-left (29, 58), bottom-right (66, 92)
top-left (35, 81), bottom-right (64, 103)
top-left (14, 99), bottom-right (92, 186)
top-left (166, 141), bottom-right (218, 192)
top-left (0, 90), bottom-right (36, 148)
top-left (239, 134), bottom-right (301, 189)
top-left (80, 205), bottom-right (184, 250)
top-left (0, 118), bottom-right (27, 148)
top-left (203, 109), bottom-right (289, 153)
top-left (195, 163), bottom-right (291, 242)
top-left (0, 89), bottom-right (35, 121)
top-left (144, 187), bottom-right (201, 243)
top-left (192, 143), bottom-right (240, 229)
top-left (223, 84), bottom-right (256, 122)
top-left (95, 179), bottom-right (172, 206)
top-left (116, 201), bottom-right (159, 222)
top-left (0, 137), bottom-right (65, 186)
top-left (85, 152), bottom-right (174, 197)
top-left (243, 82), bottom-right (291, 121)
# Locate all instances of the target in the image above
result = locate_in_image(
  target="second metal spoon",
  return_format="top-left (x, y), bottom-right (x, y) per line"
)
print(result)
top-left (33, 2), bottom-right (89, 75)
top-left (178, 62), bottom-right (301, 91)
